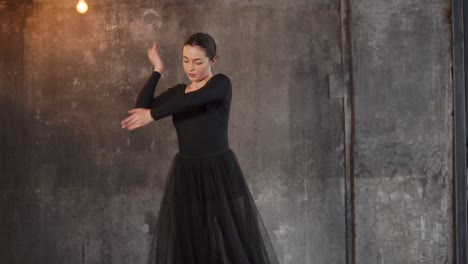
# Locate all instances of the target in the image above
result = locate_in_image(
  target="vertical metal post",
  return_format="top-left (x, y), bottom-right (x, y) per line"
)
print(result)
top-left (340, 0), bottom-right (355, 262)
top-left (453, 0), bottom-right (467, 262)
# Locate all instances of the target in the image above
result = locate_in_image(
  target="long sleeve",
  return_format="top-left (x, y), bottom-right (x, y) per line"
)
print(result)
top-left (150, 74), bottom-right (231, 121)
top-left (135, 71), bottom-right (178, 109)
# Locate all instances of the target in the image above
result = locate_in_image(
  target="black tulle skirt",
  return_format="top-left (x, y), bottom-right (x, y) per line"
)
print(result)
top-left (146, 148), bottom-right (280, 264)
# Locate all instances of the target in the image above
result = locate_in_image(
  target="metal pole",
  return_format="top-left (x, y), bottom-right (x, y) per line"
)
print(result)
top-left (452, 0), bottom-right (467, 262)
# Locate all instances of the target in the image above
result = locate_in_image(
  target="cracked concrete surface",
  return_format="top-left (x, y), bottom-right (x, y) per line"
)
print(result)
top-left (351, 0), bottom-right (453, 262)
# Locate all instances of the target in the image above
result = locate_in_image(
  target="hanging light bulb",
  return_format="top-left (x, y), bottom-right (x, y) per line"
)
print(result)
top-left (76, 0), bottom-right (88, 14)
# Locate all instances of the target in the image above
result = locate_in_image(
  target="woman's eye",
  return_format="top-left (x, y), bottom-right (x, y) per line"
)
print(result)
top-left (196, 62), bottom-right (202, 65)
top-left (183, 61), bottom-right (189, 63)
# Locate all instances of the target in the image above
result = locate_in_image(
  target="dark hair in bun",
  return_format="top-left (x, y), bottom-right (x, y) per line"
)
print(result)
top-left (184, 32), bottom-right (217, 61)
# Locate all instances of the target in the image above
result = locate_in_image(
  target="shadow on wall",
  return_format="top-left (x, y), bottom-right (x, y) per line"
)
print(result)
top-left (0, 86), bottom-right (162, 263)
top-left (0, 91), bottom-right (95, 262)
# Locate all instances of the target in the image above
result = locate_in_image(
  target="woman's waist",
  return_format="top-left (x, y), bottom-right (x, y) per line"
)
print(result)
top-left (176, 147), bottom-right (232, 159)
top-left (177, 135), bottom-right (229, 155)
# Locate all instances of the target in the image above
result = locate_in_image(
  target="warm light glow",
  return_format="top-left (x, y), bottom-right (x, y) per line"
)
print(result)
top-left (76, 0), bottom-right (88, 14)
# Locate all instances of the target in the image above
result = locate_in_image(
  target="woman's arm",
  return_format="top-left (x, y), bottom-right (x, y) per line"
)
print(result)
top-left (134, 71), bottom-right (178, 109)
top-left (135, 41), bottom-right (170, 108)
top-left (121, 41), bottom-right (170, 131)
top-left (149, 74), bottom-right (231, 121)
top-left (134, 71), bottom-right (160, 108)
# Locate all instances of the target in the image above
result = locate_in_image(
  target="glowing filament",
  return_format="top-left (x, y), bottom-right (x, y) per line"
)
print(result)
top-left (76, 0), bottom-right (88, 14)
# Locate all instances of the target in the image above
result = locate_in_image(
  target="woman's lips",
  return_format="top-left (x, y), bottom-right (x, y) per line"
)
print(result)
top-left (188, 73), bottom-right (196, 77)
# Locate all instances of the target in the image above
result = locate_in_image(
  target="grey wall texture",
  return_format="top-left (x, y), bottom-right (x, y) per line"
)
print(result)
top-left (0, 0), bottom-right (456, 263)
top-left (350, 0), bottom-right (453, 263)
top-left (1, 0), bottom-right (346, 264)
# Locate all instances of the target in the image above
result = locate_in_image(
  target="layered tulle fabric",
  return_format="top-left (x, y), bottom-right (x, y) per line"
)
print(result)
top-left (146, 149), bottom-right (279, 264)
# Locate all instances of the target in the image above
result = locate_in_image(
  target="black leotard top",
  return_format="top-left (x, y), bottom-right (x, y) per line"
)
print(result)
top-left (135, 71), bottom-right (232, 157)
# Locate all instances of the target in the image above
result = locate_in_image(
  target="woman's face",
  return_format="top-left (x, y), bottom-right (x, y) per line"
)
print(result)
top-left (182, 45), bottom-right (214, 82)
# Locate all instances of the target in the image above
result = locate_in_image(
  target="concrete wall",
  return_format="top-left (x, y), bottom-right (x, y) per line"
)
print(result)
top-left (1, 0), bottom-right (456, 263)
top-left (350, 0), bottom-right (453, 262)
top-left (0, 0), bottom-right (346, 263)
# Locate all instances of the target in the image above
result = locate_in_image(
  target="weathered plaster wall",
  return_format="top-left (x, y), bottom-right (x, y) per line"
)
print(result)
top-left (3, 0), bottom-right (454, 262)
top-left (0, 0), bottom-right (346, 263)
top-left (350, 0), bottom-right (453, 262)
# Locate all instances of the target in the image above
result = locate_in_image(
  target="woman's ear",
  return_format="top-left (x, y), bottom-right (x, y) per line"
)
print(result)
top-left (211, 56), bottom-right (218, 66)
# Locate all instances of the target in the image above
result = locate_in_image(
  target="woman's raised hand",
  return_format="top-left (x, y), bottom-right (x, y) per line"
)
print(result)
top-left (147, 41), bottom-right (164, 73)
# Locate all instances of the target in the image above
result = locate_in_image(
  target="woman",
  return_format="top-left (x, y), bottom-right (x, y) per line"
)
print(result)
top-left (121, 32), bottom-right (279, 264)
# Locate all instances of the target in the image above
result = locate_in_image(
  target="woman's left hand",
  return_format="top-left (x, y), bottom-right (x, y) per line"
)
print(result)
top-left (121, 108), bottom-right (154, 130)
